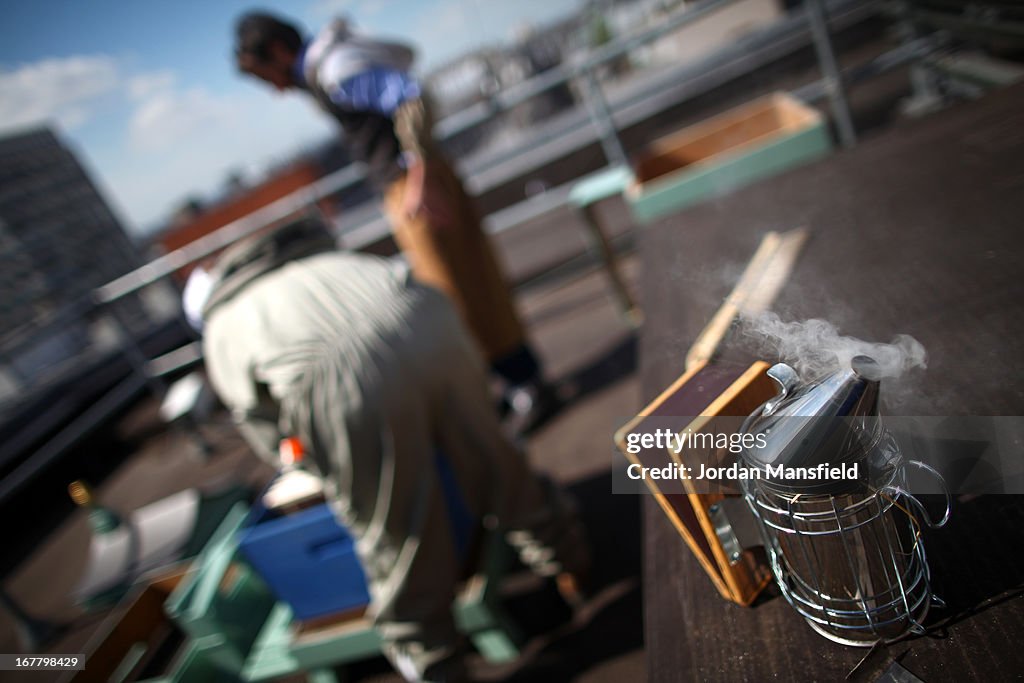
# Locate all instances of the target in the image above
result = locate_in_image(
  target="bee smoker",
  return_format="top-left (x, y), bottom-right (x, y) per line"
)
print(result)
top-left (739, 356), bottom-right (950, 646)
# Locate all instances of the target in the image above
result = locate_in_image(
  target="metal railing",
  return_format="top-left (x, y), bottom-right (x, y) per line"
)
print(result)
top-left (95, 0), bottom-right (878, 304)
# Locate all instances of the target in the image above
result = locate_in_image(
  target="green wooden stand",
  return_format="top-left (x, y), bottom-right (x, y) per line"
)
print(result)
top-left (568, 165), bottom-right (642, 328)
top-left (144, 504), bottom-right (522, 682)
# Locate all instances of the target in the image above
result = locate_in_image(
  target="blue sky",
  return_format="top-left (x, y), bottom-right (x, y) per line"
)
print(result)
top-left (0, 0), bottom-right (582, 235)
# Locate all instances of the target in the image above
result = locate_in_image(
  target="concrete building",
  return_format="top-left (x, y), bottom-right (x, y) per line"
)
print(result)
top-left (0, 128), bottom-right (142, 329)
top-left (0, 127), bottom-right (147, 397)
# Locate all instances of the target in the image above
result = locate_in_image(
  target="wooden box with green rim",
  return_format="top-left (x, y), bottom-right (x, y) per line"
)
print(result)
top-left (626, 92), bottom-right (832, 223)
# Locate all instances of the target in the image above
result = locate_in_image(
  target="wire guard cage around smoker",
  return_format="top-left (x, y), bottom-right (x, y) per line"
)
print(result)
top-left (739, 358), bottom-right (951, 647)
top-left (744, 456), bottom-right (950, 646)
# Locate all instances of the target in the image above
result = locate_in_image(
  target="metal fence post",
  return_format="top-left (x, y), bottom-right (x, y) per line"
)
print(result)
top-left (580, 67), bottom-right (630, 167)
top-left (105, 300), bottom-right (166, 397)
top-left (806, 0), bottom-right (858, 148)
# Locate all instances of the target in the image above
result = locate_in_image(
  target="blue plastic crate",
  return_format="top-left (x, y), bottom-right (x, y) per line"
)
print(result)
top-left (237, 502), bottom-right (371, 622)
top-left (237, 450), bottom-right (474, 622)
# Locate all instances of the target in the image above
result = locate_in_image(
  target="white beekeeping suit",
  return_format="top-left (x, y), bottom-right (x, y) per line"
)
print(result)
top-left (200, 218), bottom-right (589, 682)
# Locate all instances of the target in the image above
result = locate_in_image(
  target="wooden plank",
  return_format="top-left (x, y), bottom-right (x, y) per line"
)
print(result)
top-left (684, 226), bottom-right (809, 371)
top-left (67, 568), bottom-right (186, 683)
top-left (740, 227), bottom-right (810, 315)
top-left (685, 231), bottom-right (781, 371)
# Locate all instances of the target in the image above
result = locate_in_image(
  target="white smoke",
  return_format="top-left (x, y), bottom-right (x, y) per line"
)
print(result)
top-left (741, 313), bottom-right (928, 381)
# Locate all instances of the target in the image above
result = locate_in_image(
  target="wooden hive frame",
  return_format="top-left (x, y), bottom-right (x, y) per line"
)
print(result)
top-left (615, 360), bottom-right (777, 605)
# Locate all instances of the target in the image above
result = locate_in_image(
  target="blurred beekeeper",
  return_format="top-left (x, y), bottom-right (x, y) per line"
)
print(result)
top-left (198, 218), bottom-right (589, 682)
top-left (233, 11), bottom-right (559, 433)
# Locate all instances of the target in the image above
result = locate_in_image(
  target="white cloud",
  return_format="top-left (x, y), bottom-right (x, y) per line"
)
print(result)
top-left (359, 0), bottom-right (393, 17)
top-left (129, 86), bottom-right (235, 152)
top-left (0, 53), bottom-right (338, 233)
top-left (308, 0), bottom-right (361, 19)
top-left (127, 70), bottom-right (176, 100)
top-left (0, 55), bottom-right (119, 133)
top-left (307, 0), bottom-right (400, 25)
top-left (110, 83), bottom-right (336, 231)
top-left (432, 0), bottom-right (471, 35)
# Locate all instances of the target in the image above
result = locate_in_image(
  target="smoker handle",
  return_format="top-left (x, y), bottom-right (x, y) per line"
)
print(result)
top-left (881, 460), bottom-right (952, 529)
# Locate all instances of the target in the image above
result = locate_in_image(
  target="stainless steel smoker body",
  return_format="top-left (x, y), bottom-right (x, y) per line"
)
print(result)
top-left (740, 357), bottom-right (950, 646)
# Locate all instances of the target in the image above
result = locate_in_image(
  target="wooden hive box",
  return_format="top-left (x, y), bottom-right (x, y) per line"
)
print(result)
top-left (626, 92), bottom-right (832, 223)
top-left (63, 565), bottom-right (189, 683)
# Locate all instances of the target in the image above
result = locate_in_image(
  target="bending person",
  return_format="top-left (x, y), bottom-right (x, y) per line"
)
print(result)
top-left (200, 218), bottom-right (589, 682)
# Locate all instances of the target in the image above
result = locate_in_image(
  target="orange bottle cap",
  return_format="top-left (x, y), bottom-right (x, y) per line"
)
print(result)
top-left (279, 437), bottom-right (304, 466)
